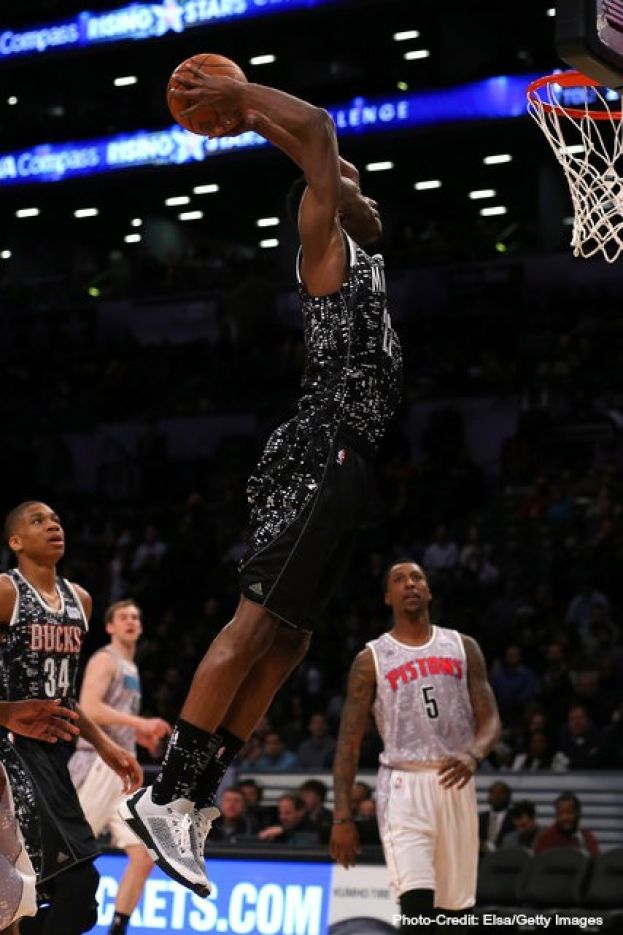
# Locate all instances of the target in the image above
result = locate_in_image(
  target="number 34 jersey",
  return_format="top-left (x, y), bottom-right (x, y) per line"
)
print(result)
top-left (367, 626), bottom-right (475, 766)
top-left (0, 569), bottom-right (88, 704)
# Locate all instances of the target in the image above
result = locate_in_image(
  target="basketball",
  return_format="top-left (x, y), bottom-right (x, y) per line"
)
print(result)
top-left (166, 53), bottom-right (247, 136)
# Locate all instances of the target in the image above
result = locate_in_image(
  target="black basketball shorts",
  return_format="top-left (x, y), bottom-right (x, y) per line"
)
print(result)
top-left (10, 736), bottom-right (99, 886)
top-left (239, 425), bottom-right (375, 632)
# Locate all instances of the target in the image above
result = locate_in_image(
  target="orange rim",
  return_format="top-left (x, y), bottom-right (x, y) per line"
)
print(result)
top-left (526, 70), bottom-right (623, 120)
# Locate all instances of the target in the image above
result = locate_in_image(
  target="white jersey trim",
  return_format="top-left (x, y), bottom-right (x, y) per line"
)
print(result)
top-left (64, 579), bottom-right (89, 632)
top-left (1, 573), bottom-right (20, 627)
top-left (295, 229), bottom-right (358, 284)
top-left (365, 642), bottom-right (382, 683)
top-left (456, 631), bottom-right (467, 663)
top-left (15, 568), bottom-right (65, 617)
top-left (385, 625), bottom-right (437, 652)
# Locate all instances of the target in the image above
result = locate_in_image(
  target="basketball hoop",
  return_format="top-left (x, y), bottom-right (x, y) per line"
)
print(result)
top-left (527, 70), bottom-right (623, 262)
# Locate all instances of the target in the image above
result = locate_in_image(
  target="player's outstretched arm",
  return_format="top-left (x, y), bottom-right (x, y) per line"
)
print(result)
top-left (329, 648), bottom-right (376, 869)
top-left (0, 699), bottom-right (79, 743)
top-left (75, 704), bottom-right (143, 793)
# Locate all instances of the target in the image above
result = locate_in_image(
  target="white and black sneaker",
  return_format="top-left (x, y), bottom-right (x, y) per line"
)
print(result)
top-left (119, 786), bottom-right (212, 896)
top-left (191, 804), bottom-right (220, 858)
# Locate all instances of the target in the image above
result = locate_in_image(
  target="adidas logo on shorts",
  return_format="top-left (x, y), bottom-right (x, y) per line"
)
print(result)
top-left (249, 582), bottom-right (264, 596)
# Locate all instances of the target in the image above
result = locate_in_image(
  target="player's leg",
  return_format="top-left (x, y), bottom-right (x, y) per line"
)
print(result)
top-left (20, 861), bottom-right (99, 935)
top-left (0, 924), bottom-right (20, 934)
top-left (434, 781), bottom-right (478, 917)
top-left (108, 845), bottom-right (154, 935)
top-left (192, 623), bottom-right (311, 809)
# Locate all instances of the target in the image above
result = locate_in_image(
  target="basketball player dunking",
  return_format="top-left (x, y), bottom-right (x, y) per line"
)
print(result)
top-left (330, 561), bottom-right (501, 933)
top-left (120, 75), bottom-right (403, 896)
top-left (0, 501), bottom-right (142, 935)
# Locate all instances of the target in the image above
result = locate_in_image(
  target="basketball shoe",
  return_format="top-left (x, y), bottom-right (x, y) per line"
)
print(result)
top-left (119, 786), bottom-right (218, 896)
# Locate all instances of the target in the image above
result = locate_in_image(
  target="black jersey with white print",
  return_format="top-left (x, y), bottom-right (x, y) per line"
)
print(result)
top-left (0, 569), bottom-right (88, 704)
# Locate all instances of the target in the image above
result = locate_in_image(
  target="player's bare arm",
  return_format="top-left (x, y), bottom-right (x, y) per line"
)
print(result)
top-left (438, 634), bottom-right (501, 789)
top-left (75, 704), bottom-right (143, 794)
top-left (0, 699), bottom-right (79, 742)
top-left (329, 648), bottom-right (376, 869)
top-left (0, 575), bottom-right (16, 624)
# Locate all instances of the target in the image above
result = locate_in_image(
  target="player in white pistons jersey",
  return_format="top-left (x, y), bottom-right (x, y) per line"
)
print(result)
top-left (69, 600), bottom-right (170, 935)
top-left (330, 560), bottom-right (501, 932)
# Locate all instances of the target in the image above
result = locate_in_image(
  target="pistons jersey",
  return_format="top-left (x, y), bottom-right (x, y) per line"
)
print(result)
top-left (295, 231), bottom-right (403, 448)
top-left (0, 569), bottom-right (88, 705)
top-left (367, 626), bottom-right (475, 766)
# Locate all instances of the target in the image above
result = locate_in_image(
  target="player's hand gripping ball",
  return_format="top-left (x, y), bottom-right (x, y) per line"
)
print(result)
top-left (167, 53), bottom-right (247, 136)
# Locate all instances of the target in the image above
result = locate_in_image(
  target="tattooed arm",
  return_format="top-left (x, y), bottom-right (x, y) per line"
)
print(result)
top-left (329, 648), bottom-right (376, 868)
top-left (438, 634), bottom-right (502, 789)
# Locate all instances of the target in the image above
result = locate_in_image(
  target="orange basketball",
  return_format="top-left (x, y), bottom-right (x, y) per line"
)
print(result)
top-left (167, 53), bottom-right (247, 136)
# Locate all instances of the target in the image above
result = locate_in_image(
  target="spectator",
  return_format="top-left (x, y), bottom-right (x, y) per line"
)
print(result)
top-left (491, 645), bottom-right (540, 725)
top-left (296, 714), bottom-right (336, 770)
top-left (501, 801), bottom-right (541, 852)
top-left (510, 729), bottom-right (569, 771)
top-left (209, 787), bottom-right (255, 842)
top-left (557, 706), bottom-right (599, 769)
top-left (422, 523), bottom-right (459, 575)
top-left (131, 523), bottom-right (167, 574)
top-left (594, 700), bottom-right (623, 768)
top-left (355, 796), bottom-right (381, 845)
top-left (237, 778), bottom-right (275, 830)
top-left (257, 793), bottom-right (318, 844)
top-left (565, 583), bottom-right (610, 636)
top-left (252, 731), bottom-right (298, 772)
top-left (351, 780), bottom-right (373, 812)
top-left (535, 793), bottom-right (600, 859)
top-left (479, 781), bottom-right (514, 853)
top-left (298, 780), bottom-right (332, 840)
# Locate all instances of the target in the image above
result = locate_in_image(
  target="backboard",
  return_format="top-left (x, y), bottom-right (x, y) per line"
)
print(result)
top-left (557, 0), bottom-right (623, 88)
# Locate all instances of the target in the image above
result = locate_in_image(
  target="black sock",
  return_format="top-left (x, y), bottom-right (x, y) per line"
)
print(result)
top-left (109, 912), bottom-right (131, 934)
top-left (151, 719), bottom-right (224, 805)
top-left (194, 726), bottom-right (245, 808)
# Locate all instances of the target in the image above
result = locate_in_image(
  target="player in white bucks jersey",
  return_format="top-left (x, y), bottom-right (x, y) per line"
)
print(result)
top-left (0, 501), bottom-right (142, 935)
top-left (120, 77), bottom-right (402, 897)
top-left (69, 600), bottom-right (170, 935)
top-left (330, 560), bottom-right (501, 932)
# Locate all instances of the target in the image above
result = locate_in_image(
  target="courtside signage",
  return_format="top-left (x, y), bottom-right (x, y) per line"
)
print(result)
top-left (0, 77), bottom-right (538, 186)
top-left (0, 1), bottom-right (339, 60)
top-left (95, 855), bottom-right (331, 934)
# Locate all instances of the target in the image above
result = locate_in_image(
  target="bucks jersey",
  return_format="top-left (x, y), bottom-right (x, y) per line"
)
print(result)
top-left (0, 569), bottom-right (88, 704)
top-left (367, 626), bottom-right (475, 766)
top-left (76, 647), bottom-right (140, 755)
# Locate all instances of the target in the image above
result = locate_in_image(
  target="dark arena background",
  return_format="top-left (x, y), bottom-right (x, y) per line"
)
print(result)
top-left (1, 1), bottom-right (623, 933)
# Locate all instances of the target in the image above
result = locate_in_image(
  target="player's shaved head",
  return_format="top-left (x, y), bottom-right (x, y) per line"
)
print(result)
top-left (3, 501), bottom-right (42, 542)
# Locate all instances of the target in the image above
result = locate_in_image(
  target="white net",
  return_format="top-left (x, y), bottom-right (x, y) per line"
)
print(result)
top-left (527, 76), bottom-right (623, 263)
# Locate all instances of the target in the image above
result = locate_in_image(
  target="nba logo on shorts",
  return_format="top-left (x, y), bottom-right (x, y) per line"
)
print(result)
top-left (336, 448), bottom-right (347, 466)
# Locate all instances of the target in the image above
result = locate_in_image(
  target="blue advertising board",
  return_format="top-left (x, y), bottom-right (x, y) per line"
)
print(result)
top-left (95, 854), bottom-right (332, 934)
top-left (0, 1), bottom-right (341, 60)
top-left (0, 76), bottom-right (538, 187)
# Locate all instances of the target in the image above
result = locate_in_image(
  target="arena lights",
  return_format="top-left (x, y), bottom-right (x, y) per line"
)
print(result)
top-left (404, 50), bottom-right (430, 61)
top-left (414, 179), bottom-right (441, 190)
top-left (0, 76), bottom-right (540, 187)
top-left (366, 161), bottom-right (394, 171)
top-left (7, 96), bottom-right (17, 105)
top-left (564, 144), bottom-right (585, 154)
top-left (74, 207), bottom-right (98, 217)
top-left (393, 30), bottom-right (420, 42)
top-left (468, 189), bottom-right (496, 200)
top-left (193, 183), bottom-right (219, 194)
top-left (256, 217), bottom-right (279, 228)
top-left (1, 250), bottom-right (11, 259)
top-left (480, 205), bottom-right (508, 216)
top-left (546, 8), bottom-right (555, 16)
top-left (483, 153), bottom-right (512, 164)
top-left (259, 238), bottom-right (279, 248)
top-left (249, 54), bottom-right (276, 66)
top-left (113, 75), bottom-right (137, 87)
top-left (15, 207), bottom-right (39, 217)
top-left (178, 210), bottom-right (203, 221)
top-left (164, 196), bottom-right (189, 206)
top-left (130, 217), bottom-right (142, 227)
top-left (0, 0), bottom-right (341, 60)
top-left (124, 233), bottom-right (141, 242)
